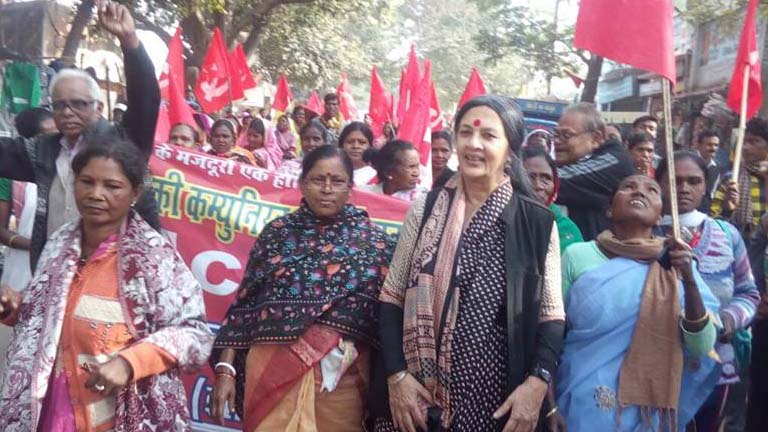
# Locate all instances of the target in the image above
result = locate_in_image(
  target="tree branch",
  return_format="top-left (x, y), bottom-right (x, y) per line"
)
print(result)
top-left (133, 13), bottom-right (196, 63)
top-left (231, 0), bottom-right (316, 36)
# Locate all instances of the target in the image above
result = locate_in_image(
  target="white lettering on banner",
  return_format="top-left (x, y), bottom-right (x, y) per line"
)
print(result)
top-left (191, 251), bottom-right (242, 296)
top-left (154, 143), bottom-right (173, 161)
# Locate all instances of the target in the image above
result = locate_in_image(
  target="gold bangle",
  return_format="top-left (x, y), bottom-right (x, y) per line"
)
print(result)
top-left (7, 234), bottom-right (19, 248)
top-left (683, 313), bottom-right (709, 325)
top-left (216, 373), bottom-right (235, 380)
top-left (545, 406), bottom-right (558, 418)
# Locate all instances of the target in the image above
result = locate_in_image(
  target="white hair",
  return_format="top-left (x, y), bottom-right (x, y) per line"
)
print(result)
top-left (49, 69), bottom-right (101, 101)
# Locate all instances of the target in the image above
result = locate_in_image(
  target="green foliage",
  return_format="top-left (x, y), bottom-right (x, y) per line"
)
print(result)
top-left (254, 0), bottom-right (391, 91)
top-left (684, 0), bottom-right (768, 24)
top-left (472, 0), bottom-right (579, 79)
top-left (383, 0), bottom-right (531, 107)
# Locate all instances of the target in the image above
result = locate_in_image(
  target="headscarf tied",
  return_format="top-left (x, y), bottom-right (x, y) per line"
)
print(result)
top-left (596, 230), bottom-right (684, 429)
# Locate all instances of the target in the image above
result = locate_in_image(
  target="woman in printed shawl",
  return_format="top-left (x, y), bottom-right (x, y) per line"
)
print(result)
top-left (210, 145), bottom-right (395, 431)
top-left (557, 174), bottom-right (721, 432)
top-left (0, 136), bottom-right (213, 431)
top-left (374, 95), bottom-right (565, 432)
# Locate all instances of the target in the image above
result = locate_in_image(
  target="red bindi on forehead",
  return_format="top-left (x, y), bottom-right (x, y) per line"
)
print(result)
top-left (473, 119), bottom-right (482, 127)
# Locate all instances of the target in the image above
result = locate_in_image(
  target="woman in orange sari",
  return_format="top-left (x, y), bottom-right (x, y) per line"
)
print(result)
top-left (209, 145), bottom-right (395, 431)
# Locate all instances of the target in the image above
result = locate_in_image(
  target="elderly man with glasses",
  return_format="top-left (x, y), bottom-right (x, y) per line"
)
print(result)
top-left (552, 103), bottom-right (635, 240)
top-left (0, 0), bottom-right (160, 272)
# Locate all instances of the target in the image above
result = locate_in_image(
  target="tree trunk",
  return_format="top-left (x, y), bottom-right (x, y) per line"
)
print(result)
top-left (61, 0), bottom-right (95, 63)
top-left (181, 12), bottom-right (210, 67)
top-left (580, 55), bottom-right (603, 103)
top-left (242, 22), bottom-right (267, 58)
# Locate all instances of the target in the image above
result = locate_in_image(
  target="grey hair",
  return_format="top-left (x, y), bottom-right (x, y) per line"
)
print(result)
top-left (49, 69), bottom-right (101, 101)
top-left (563, 102), bottom-right (606, 135)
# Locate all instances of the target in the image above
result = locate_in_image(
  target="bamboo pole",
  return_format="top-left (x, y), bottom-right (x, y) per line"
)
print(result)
top-left (731, 65), bottom-right (751, 181)
top-left (662, 78), bottom-right (680, 239)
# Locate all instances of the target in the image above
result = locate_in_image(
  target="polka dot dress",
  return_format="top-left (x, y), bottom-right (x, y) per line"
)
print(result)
top-left (375, 188), bottom-right (512, 431)
top-left (449, 193), bottom-right (509, 431)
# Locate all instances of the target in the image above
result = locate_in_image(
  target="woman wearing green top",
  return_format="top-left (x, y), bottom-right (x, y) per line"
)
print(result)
top-left (522, 146), bottom-right (583, 253)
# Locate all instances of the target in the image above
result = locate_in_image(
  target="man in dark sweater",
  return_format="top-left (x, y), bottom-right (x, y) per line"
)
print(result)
top-left (0, 0), bottom-right (160, 272)
top-left (554, 103), bottom-right (635, 240)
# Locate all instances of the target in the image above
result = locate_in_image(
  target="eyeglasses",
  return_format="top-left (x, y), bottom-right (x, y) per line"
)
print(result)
top-left (305, 176), bottom-right (351, 191)
top-left (553, 129), bottom-right (589, 141)
top-left (51, 99), bottom-right (97, 113)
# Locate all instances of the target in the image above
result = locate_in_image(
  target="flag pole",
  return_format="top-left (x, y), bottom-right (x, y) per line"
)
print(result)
top-left (662, 78), bottom-right (680, 239)
top-left (731, 65), bottom-right (751, 181)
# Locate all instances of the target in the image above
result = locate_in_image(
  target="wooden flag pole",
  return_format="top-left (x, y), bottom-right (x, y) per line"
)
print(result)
top-left (731, 65), bottom-right (751, 181)
top-left (662, 78), bottom-right (681, 239)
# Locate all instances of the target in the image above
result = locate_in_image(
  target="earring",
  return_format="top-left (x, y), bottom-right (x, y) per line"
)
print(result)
top-left (131, 201), bottom-right (137, 208)
top-left (387, 175), bottom-right (393, 180)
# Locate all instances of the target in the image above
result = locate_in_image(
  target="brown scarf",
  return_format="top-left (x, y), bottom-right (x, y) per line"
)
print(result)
top-left (596, 230), bottom-right (683, 427)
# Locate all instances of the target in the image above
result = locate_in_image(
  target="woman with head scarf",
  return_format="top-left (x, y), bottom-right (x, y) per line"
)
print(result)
top-left (522, 146), bottom-right (583, 253)
top-left (242, 118), bottom-right (284, 171)
top-left (208, 118), bottom-right (257, 165)
top-left (557, 174), bottom-right (721, 431)
top-left (209, 145), bottom-right (395, 431)
top-left (274, 114), bottom-right (297, 160)
top-left (373, 95), bottom-right (565, 432)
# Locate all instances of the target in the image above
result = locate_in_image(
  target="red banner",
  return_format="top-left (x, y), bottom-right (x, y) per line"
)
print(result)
top-left (149, 144), bottom-right (409, 430)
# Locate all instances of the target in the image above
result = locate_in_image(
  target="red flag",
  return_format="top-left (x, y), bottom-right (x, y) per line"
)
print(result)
top-left (156, 27), bottom-right (196, 143)
top-left (337, 72), bottom-right (359, 120)
top-left (153, 101), bottom-right (171, 145)
top-left (194, 28), bottom-right (234, 113)
top-left (369, 66), bottom-right (393, 138)
top-left (272, 74), bottom-right (293, 113)
top-left (398, 59), bottom-right (432, 166)
top-left (574, 0), bottom-right (675, 83)
top-left (430, 82), bottom-right (443, 132)
top-left (458, 67), bottom-right (487, 109)
top-left (229, 44), bottom-right (259, 92)
top-left (305, 91), bottom-right (324, 116)
top-left (727, 0), bottom-right (762, 118)
top-left (397, 45), bottom-right (421, 125)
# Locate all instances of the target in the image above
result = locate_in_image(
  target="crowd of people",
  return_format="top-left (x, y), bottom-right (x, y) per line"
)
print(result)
top-left (1, 1), bottom-right (768, 432)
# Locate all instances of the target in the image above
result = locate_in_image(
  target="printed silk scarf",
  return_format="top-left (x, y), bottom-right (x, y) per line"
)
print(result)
top-left (391, 175), bottom-right (513, 425)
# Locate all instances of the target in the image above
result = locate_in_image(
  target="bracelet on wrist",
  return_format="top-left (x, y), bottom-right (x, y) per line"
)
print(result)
top-left (545, 406), bottom-right (559, 418)
top-left (387, 370), bottom-right (408, 385)
top-left (8, 234), bottom-right (19, 249)
top-left (683, 313), bottom-right (709, 325)
top-left (214, 362), bottom-right (237, 377)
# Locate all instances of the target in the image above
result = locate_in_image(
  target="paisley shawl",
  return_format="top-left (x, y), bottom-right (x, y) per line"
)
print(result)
top-left (0, 212), bottom-right (213, 431)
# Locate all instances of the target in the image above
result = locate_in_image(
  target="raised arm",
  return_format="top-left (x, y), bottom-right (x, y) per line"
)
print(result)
top-left (97, 0), bottom-right (159, 155)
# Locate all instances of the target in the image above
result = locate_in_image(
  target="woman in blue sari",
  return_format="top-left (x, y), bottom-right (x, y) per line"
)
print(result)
top-left (556, 174), bottom-right (721, 432)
